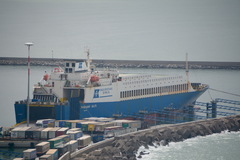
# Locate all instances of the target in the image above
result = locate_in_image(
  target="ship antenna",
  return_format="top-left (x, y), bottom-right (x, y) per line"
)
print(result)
top-left (186, 53), bottom-right (190, 91)
top-left (86, 48), bottom-right (91, 72)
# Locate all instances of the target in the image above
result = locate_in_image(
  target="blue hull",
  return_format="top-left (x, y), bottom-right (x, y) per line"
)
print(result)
top-left (78, 90), bottom-right (205, 119)
top-left (15, 89), bottom-right (206, 123)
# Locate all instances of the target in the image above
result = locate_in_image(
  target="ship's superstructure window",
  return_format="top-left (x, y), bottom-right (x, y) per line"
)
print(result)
top-left (120, 83), bottom-right (188, 98)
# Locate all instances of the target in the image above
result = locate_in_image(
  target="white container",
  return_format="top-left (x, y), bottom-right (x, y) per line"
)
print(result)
top-left (36, 142), bottom-right (50, 155)
top-left (46, 149), bottom-right (58, 160)
top-left (39, 154), bottom-right (53, 160)
top-left (48, 128), bottom-right (60, 139)
top-left (77, 135), bottom-right (91, 148)
top-left (41, 128), bottom-right (53, 139)
top-left (66, 128), bottom-right (81, 134)
top-left (11, 127), bottom-right (31, 139)
top-left (68, 140), bottom-right (78, 153)
top-left (23, 149), bottom-right (37, 160)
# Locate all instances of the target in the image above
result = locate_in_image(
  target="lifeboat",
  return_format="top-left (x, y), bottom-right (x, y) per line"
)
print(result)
top-left (90, 75), bottom-right (99, 82)
top-left (43, 74), bottom-right (49, 81)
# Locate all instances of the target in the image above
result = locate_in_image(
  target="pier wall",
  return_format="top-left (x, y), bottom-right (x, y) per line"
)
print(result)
top-left (72, 115), bottom-right (240, 160)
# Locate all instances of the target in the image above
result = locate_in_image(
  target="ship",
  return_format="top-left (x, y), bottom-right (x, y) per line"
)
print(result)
top-left (14, 50), bottom-right (208, 124)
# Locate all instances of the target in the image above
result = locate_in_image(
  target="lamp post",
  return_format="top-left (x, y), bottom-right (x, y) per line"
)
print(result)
top-left (25, 42), bottom-right (34, 127)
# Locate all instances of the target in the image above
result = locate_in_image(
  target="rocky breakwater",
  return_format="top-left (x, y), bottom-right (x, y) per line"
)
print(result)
top-left (72, 115), bottom-right (240, 160)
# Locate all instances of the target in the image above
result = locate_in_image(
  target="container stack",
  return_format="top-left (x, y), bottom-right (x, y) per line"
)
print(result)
top-left (36, 142), bottom-right (50, 156)
top-left (23, 149), bottom-right (37, 160)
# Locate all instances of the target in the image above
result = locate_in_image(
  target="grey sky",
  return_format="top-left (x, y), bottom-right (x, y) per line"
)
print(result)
top-left (0, 0), bottom-right (239, 62)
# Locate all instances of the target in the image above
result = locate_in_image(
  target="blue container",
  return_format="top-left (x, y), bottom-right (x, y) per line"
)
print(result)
top-left (92, 135), bottom-right (104, 143)
top-left (76, 123), bottom-right (82, 128)
top-left (59, 121), bottom-right (66, 127)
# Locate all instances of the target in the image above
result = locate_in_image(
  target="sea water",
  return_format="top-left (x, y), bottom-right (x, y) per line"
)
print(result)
top-left (136, 131), bottom-right (240, 160)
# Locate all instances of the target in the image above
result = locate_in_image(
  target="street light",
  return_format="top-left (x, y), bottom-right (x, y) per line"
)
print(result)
top-left (25, 42), bottom-right (34, 127)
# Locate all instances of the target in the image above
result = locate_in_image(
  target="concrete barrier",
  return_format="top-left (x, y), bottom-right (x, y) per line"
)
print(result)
top-left (71, 115), bottom-right (240, 160)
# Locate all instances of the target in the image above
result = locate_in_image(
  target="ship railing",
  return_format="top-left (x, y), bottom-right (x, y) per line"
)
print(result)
top-left (191, 83), bottom-right (208, 91)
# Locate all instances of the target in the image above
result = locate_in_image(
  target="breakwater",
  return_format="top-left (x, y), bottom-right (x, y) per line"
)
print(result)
top-left (72, 115), bottom-right (240, 160)
top-left (1, 57), bottom-right (240, 70)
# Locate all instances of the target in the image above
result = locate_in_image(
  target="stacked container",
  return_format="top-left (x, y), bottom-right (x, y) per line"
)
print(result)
top-left (35, 142), bottom-right (50, 156)
top-left (67, 140), bottom-right (78, 153)
top-left (56, 128), bottom-right (68, 137)
top-left (95, 122), bottom-right (114, 132)
top-left (32, 128), bottom-right (44, 140)
top-left (67, 131), bottom-right (83, 140)
top-left (11, 127), bottom-right (31, 139)
top-left (48, 127), bottom-right (60, 139)
top-left (57, 135), bottom-right (70, 144)
top-left (55, 143), bottom-right (69, 158)
top-left (48, 137), bottom-right (63, 149)
top-left (23, 149), bottom-right (37, 160)
top-left (46, 149), bottom-right (58, 160)
top-left (39, 154), bottom-right (52, 160)
top-left (77, 135), bottom-right (92, 148)
top-left (41, 128), bottom-right (53, 140)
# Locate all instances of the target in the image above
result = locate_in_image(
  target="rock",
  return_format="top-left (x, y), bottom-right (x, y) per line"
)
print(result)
top-left (92, 149), bottom-right (102, 156)
top-left (160, 140), bottom-right (168, 146)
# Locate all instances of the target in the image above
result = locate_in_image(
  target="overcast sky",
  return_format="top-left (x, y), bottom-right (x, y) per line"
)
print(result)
top-left (0, 0), bottom-right (239, 62)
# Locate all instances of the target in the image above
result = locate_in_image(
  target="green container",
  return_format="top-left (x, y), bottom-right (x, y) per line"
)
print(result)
top-left (81, 124), bottom-right (88, 132)
top-left (65, 122), bottom-right (71, 128)
top-left (122, 123), bottom-right (129, 128)
top-left (48, 137), bottom-right (63, 149)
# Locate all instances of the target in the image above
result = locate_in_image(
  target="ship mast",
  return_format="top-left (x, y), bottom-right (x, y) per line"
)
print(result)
top-left (186, 53), bottom-right (190, 91)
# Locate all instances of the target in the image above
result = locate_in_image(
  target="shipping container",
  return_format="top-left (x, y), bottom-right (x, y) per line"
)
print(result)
top-left (46, 149), bottom-right (58, 160)
top-left (88, 122), bottom-right (101, 132)
top-left (95, 122), bottom-right (114, 132)
top-left (56, 128), bottom-right (68, 137)
top-left (67, 140), bottom-right (78, 153)
top-left (77, 135), bottom-right (91, 148)
top-left (57, 134), bottom-right (70, 144)
top-left (32, 128), bottom-right (44, 140)
top-left (104, 126), bottom-right (123, 138)
top-left (66, 128), bottom-right (81, 134)
top-left (23, 149), bottom-right (37, 160)
top-left (67, 131), bottom-right (83, 140)
top-left (48, 128), bottom-right (60, 139)
top-left (39, 154), bottom-right (52, 160)
top-left (36, 142), bottom-right (50, 155)
top-left (41, 128), bottom-right (53, 140)
top-left (126, 120), bottom-right (141, 129)
top-left (48, 137), bottom-right (63, 149)
top-left (11, 127), bottom-right (31, 139)
top-left (54, 120), bottom-right (66, 127)
top-left (36, 119), bottom-right (55, 128)
top-left (64, 122), bottom-right (71, 128)
top-left (91, 134), bottom-right (104, 143)
top-left (76, 122), bottom-right (82, 128)
top-left (55, 143), bottom-right (69, 158)
top-left (25, 128), bottom-right (34, 139)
